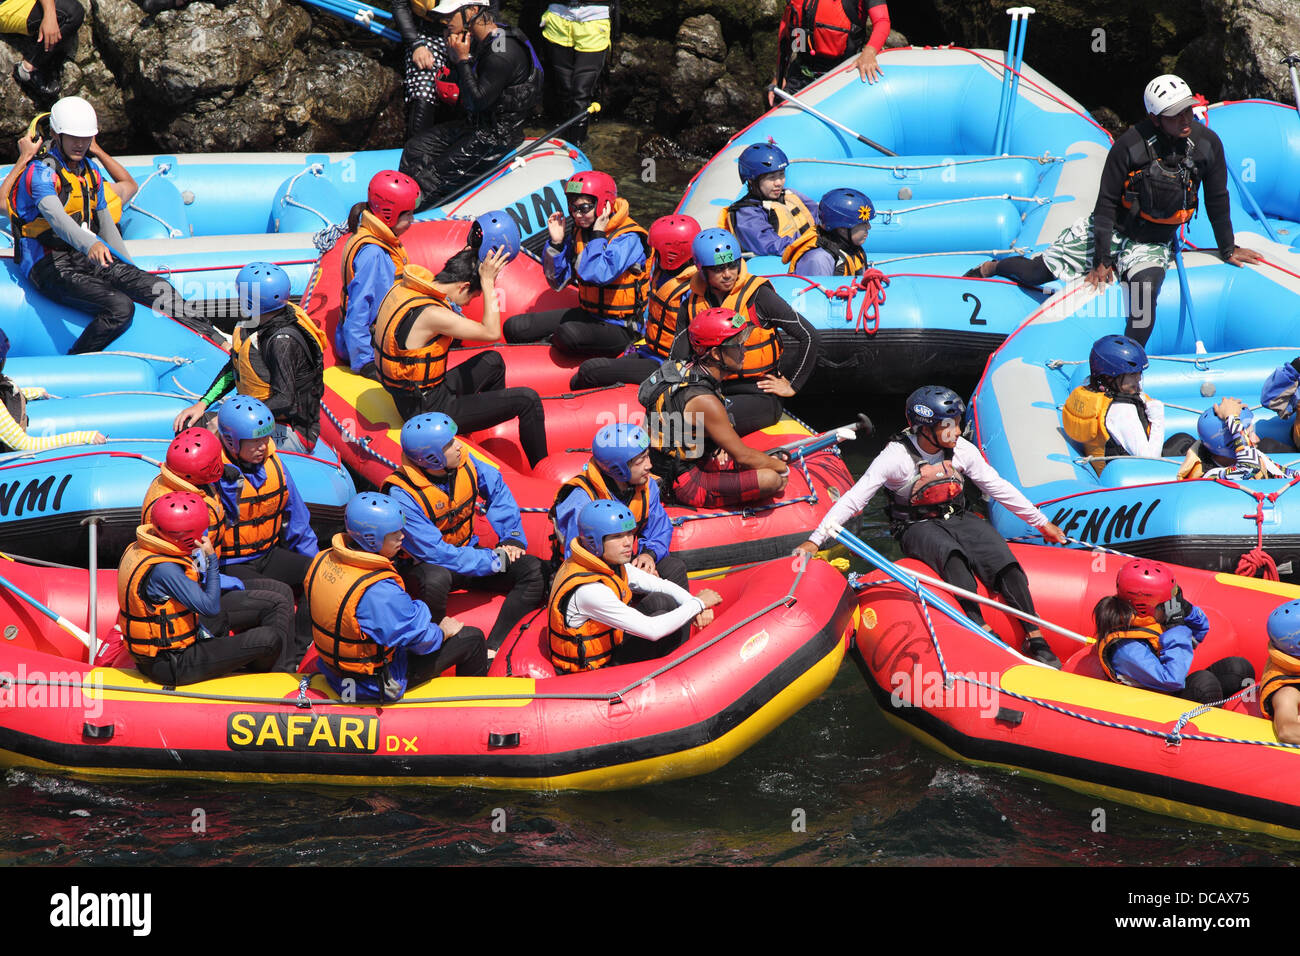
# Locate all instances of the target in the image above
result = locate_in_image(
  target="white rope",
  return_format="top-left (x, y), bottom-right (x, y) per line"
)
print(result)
top-left (788, 154), bottom-right (1062, 170)
top-left (280, 163), bottom-right (333, 228)
top-left (124, 164), bottom-right (184, 238)
top-left (876, 194), bottom-right (1053, 223)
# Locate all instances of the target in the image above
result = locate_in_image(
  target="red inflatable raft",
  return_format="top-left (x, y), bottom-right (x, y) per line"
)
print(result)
top-left (301, 220), bottom-right (856, 570)
top-left (0, 555), bottom-right (855, 789)
top-left (851, 543), bottom-right (1300, 839)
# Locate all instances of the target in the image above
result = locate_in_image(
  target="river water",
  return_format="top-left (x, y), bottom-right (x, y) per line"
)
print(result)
top-left (2, 124), bottom-right (1297, 869)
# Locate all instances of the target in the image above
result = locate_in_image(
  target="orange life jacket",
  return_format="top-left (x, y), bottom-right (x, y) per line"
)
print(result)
top-left (381, 452), bottom-right (479, 548)
top-left (116, 526), bottom-right (203, 659)
top-left (373, 278), bottom-right (455, 392)
top-left (547, 461), bottom-right (650, 563)
top-left (1095, 616), bottom-right (1165, 686)
top-left (340, 210), bottom-right (409, 318)
top-left (573, 199), bottom-right (652, 327)
top-left (642, 262), bottom-right (696, 359)
top-left (306, 533), bottom-right (403, 676)
top-left (141, 466), bottom-right (225, 559)
top-left (685, 264), bottom-right (778, 382)
top-left (548, 537), bottom-right (633, 673)
top-left (221, 444), bottom-right (288, 560)
top-left (231, 303), bottom-right (327, 402)
top-left (1259, 646), bottom-right (1300, 718)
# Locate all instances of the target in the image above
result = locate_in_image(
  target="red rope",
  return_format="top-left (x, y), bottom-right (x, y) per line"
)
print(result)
top-left (1236, 494), bottom-right (1280, 580)
top-left (853, 268), bottom-right (889, 334)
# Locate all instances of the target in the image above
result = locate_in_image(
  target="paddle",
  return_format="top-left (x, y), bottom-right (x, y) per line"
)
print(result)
top-left (826, 522), bottom-right (1053, 666)
top-left (295, 0), bottom-right (400, 40)
top-left (1172, 241), bottom-right (1206, 355)
top-left (1284, 53), bottom-right (1300, 115)
top-left (995, 7), bottom-right (1035, 155)
top-left (771, 413), bottom-right (873, 461)
top-left (0, 569), bottom-right (92, 652)
top-left (766, 86), bottom-right (898, 158)
top-left (433, 103), bottom-right (602, 208)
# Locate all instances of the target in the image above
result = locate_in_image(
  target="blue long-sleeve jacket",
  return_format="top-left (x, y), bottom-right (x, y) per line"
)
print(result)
top-left (552, 475), bottom-right (673, 562)
top-left (1262, 359), bottom-right (1300, 421)
top-left (388, 458), bottom-right (526, 576)
top-left (1109, 605), bottom-right (1210, 692)
top-left (335, 244), bottom-right (395, 370)
top-left (12, 142), bottom-right (112, 278)
top-left (730, 191), bottom-right (820, 258)
top-left (216, 456), bottom-right (320, 565)
top-left (316, 577), bottom-right (445, 699)
top-left (544, 230), bottom-right (646, 294)
top-left (143, 559), bottom-right (222, 618)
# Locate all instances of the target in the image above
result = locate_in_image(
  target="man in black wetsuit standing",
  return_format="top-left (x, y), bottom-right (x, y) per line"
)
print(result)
top-left (399, 0), bottom-right (543, 207)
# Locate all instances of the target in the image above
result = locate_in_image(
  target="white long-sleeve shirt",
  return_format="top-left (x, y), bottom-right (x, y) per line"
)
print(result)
top-left (807, 435), bottom-right (1050, 547)
top-left (566, 563), bottom-right (704, 641)
top-left (1105, 395), bottom-right (1166, 458)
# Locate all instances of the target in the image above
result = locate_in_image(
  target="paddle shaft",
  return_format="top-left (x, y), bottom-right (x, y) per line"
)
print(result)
top-left (1172, 242), bottom-right (1206, 354)
top-left (997, 8), bottom-right (1035, 155)
top-left (0, 571), bottom-right (92, 651)
top-left (768, 86), bottom-right (898, 157)
top-left (770, 414), bottom-right (873, 459)
top-left (1285, 54), bottom-right (1300, 114)
top-left (900, 567), bottom-right (1090, 644)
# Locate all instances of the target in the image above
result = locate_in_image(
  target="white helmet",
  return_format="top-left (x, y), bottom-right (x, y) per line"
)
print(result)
top-left (49, 96), bottom-right (99, 137)
top-left (1143, 75), bottom-right (1196, 117)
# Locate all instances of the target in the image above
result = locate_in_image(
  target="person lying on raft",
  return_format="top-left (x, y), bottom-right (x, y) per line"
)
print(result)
top-left (1260, 600), bottom-right (1300, 745)
top-left (640, 307), bottom-right (791, 509)
top-left (0, 326), bottom-right (106, 450)
top-left (1091, 559), bottom-right (1252, 704)
top-left (797, 385), bottom-right (1067, 667)
top-left (548, 500), bottom-right (720, 673)
top-left (308, 492), bottom-right (488, 703)
top-left (1062, 334), bottom-right (1194, 473)
top-left (1178, 398), bottom-right (1299, 480)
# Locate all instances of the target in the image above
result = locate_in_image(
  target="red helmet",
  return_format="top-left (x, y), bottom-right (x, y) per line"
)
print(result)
top-left (648, 214), bottom-right (702, 270)
top-left (1115, 559), bottom-right (1174, 616)
top-left (367, 170), bottom-right (420, 228)
top-left (151, 491), bottom-right (210, 549)
top-left (688, 307), bottom-right (749, 354)
top-left (564, 170), bottom-right (617, 216)
top-left (167, 428), bottom-right (224, 485)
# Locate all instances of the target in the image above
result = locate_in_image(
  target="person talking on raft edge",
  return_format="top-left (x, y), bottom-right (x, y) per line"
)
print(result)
top-left (548, 500), bottom-right (721, 673)
top-left (1090, 559), bottom-right (1253, 705)
top-left (307, 492), bottom-right (488, 703)
top-left (771, 0), bottom-right (890, 103)
top-left (640, 307), bottom-right (791, 510)
top-left (797, 385), bottom-right (1068, 667)
top-left (965, 74), bottom-right (1263, 347)
top-left (8, 96), bottom-right (214, 353)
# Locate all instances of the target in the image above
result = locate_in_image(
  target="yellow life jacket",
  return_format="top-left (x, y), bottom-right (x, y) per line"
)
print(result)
top-left (720, 191), bottom-right (818, 259)
top-left (573, 198), bottom-right (652, 326)
top-left (547, 461), bottom-right (650, 562)
top-left (230, 303), bottom-right (326, 402)
top-left (381, 452), bottom-right (479, 548)
top-left (141, 466), bottom-right (226, 560)
top-left (548, 537), bottom-right (633, 673)
top-left (221, 444), bottom-right (289, 560)
top-left (1062, 386), bottom-right (1152, 475)
top-left (340, 210), bottom-right (409, 318)
top-left (642, 262), bottom-right (695, 359)
top-left (372, 269), bottom-right (454, 393)
top-left (7, 151), bottom-right (121, 262)
top-left (1095, 616), bottom-right (1165, 686)
top-left (1259, 646), bottom-right (1300, 718)
top-left (116, 526), bottom-right (203, 660)
top-left (306, 533), bottom-right (403, 677)
top-left (685, 264), bottom-right (778, 382)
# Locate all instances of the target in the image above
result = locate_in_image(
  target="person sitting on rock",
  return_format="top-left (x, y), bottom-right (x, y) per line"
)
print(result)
top-left (670, 227), bottom-right (818, 435)
top-left (6, 0), bottom-right (84, 105)
top-left (797, 385), bottom-right (1068, 667)
top-left (0, 326), bottom-right (105, 451)
top-left (8, 96), bottom-right (211, 353)
top-left (1090, 558), bottom-right (1253, 704)
top-left (549, 424), bottom-right (688, 590)
top-left (771, 0), bottom-right (889, 101)
top-left (788, 187), bottom-right (874, 276)
top-left (119, 491), bottom-right (297, 686)
top-left (548, 499), bottom-right (720, 673)
top-left (964, 74), bottom-right (1262, 346)
top-left (721, 142), bottom-right (819, 263)
top-left (335, 170), bottom-right (419, 380)
top-left (398, 0), bottom-right (543, 207)
top-left (568, 214), bottom-right (701, 390)
top-left (1062, 334), bottom-right (1193, 474)
top-left (173, 262), bottom-right (325, 453)
top-left (381, 413), bottom-right (545, 654)
top-left (503, 170), bottom-right (651, 359)
top-left (372, 230), bottom-right (549, 469)
top-left (1260, 599), bottom-right (1300, 745)
top-left (641, 307), bottom-right (792, 509)
top-left (308, 491), bottom-right (488, 703)
top-left (1179, 398), bottom-right (1299, 481)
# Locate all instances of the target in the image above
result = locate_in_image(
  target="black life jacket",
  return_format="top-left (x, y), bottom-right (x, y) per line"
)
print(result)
top-left (639, 359), bottom-right (728, 486)
top-left (886, 432), bottom-right (967, 531)
top-left (473, 23), bottom-right (544, 120)
top-left (1121, 121), bottom-right (1200, 230)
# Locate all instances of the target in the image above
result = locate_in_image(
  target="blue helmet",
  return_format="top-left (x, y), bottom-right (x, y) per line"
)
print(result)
top-left (692, 228), bottom-right (741, 268)
top-left (737, 142), bottom-right (789, 183)
top-left (591, 424), bottom-right (650, 483)
top-left (1268, 599), bottom-right (1300, 656)
top-left (236, 261), bottom-right (291, 318)
top-left (905, 385), bottom-right (966, 431)
top-left (1197, 405), bottom-right (1253, 458)
top-left (469, 210), bottom-right (521, 263)
top-left (401, 412), bottom-right (458, 471)
top-left (577, 499), bottom-right (637, 554)
top-left (1089, 335), bottom-right (1149, 378)
top-left (345, 492), bottom-right (405, 553)
top-left (216, 395), bottom-right (274, 453)
top-left (819, 187), bottom-right (875, 230)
